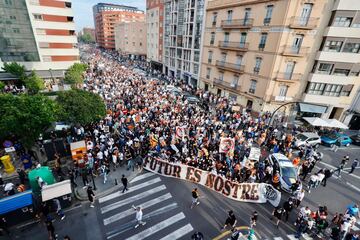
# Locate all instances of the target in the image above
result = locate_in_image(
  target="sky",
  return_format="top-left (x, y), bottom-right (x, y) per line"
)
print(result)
top-left (73, 0), bottom-right (146, 32)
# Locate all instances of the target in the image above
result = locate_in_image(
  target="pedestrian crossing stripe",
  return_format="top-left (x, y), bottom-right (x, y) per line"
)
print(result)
top-left (103, 193), bottom-right (173, 225)
top-left (124, 212), bottom-right (186, 240)
top-left (130, 172), bottom-right (156, 184)
top-left (100, 185), bottom-right (167, 214)
top-left (270, 233), bottom-right (313, 240)
top-left (99, 177), bottom-right (161, 203)
top-left (158, 224), bottom-right (194, 240)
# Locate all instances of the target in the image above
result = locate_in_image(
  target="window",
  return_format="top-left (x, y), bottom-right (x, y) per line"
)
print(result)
top-left (341, 84), bottom-right (353, 96)
top-left (323, 84), bottom-right (342, 96)
top-left (219, 72), bottom-right (224, 81)
top-left (279, 85), bottom-right (288, 96)
top-left (5, 0), bottom-right (12, 5)
top-left (140, 42), bottom-right (142, 46)
top-left (9, 16), bottom-right (16, 20)
top-left (206, 67), bottom-right (211, 79)
top-left (236, 55), bottom-right (243, 66)
top-left (254, 57), bottom-right (262, 74)
top-left (307, 82), bottom-right (325, 95)
top-left (33, 14), bottom-right (42, 20)
top-left (343, 43), bottom-right (360, 53)
top-left (316, 63), bottom-right (333, 74)
top-left (227, 10), bottom-right (233, 21)
top-left (12, 28), bottom-right (20, 33)
top-left (210, 32), bottom-right (215, 45)
top-left (259, 33), bottom-right (267, 49)
top-left (249, 80), bottom-right (257, 93)
top-left (224, 32), bottom-right (230, 42)
top-left (333, 16), bottom-right (352, 27)
top-left (323, 40), bottom-right (343, 52)
top-left (333, 69), bottom-right (350, 76)
top-left (231, 75), bottom-right (239, 87)
top-left (208, 51), bottom-right (213, 63)
top-left (65, 2), bottom-right (72, 8)
top-left (264, 5), bottom-right (273, 25)
top-left (220, 52), bottom-right (227, 62)
top-left (212, 12), bottom-right (217, 26)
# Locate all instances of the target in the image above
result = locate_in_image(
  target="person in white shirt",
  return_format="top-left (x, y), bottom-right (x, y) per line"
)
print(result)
top-left (132, 205), bottom-right (146, 228)
top-left (295, 189), bottom-right (305, 208)
top-left (308, 173), bottom-right (318, 193)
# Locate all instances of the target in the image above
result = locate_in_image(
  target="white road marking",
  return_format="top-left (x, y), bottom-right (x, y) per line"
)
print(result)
top-left (99, 177), bottom-right (162, 203)
top-left (346, 182), bottom-right (360, 192)
top-left (318, 162), bottom-right (360, 180)
top-left (103, 193), bottom-right (172, 225)
top-left (101, 185), bottom-right (167, 214)
top-left (286, 235), bottom-right (297, 240)
top-left (106, 203), bottom-right (178, 239)
top-left (302, 233), bottom-right (313, 240)
top-left (125, 212), bottom-right (186, 240)
top-left (273, 237), bottom-right (284, 240)
top-left (158, 223), bottom-right (194, 240)
top-left (352, 225), bottom-right (360, 231)
top-left (130, 172), bottom-right (155, 184)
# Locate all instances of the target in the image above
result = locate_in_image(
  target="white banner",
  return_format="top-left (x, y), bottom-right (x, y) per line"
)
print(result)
top-left (144, 157), bottom-right (281, 207)
top-left (41, 180), bottom-right (72, 202)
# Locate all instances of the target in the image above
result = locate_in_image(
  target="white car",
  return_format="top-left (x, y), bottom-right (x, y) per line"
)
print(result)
top-left (294, 132), bottom-right (321, 148)
top-left (268, 153), bottom-right (299, 192)
top-left (165, 85), bottom-right (182, 93)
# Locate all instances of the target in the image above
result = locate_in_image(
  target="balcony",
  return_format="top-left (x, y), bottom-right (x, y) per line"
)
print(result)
top-left (289, 17), bottom-right (319, 30)
top-left (221, 19), bottom-right (254, 29)
top-left (272, 96), bottom-right (294, 102)
top-left (216, 60), bottom-right (245, 74)
top-left (218, 41), bottom-right (249, 51)
top-left (281, 46), bottom-right (309, 57)
top-left (213, 78), bottom-right (241, 92)
top-left (275, 72), bottom-right (302, 83)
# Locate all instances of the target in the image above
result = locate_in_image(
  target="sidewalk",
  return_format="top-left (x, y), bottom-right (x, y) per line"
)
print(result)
top-left (74, 165), bottom-right (141, 201)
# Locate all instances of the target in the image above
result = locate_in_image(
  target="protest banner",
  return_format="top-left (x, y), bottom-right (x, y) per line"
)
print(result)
top-left (143, 157), bottom-right (281, 207)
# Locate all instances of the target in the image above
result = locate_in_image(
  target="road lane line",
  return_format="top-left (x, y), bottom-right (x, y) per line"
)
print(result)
top-left (103, 193), bottom-right (172, 226)
top-left (273, 237), bottom-right (284, 240)
top-left (159, 223), bottom-right (194, 240)
top-left (106, 203), bottom-right (178, 239)
top-left (286, 235), bottom-right (298, 240)
top-left (130, 172), bottom-right (155, 184)
top-left (125, 212), bottom-right (186, 240)
top-left (346, 182), bottom-right (360, 192)
top-left (101, 185), bottom-right (167, 214)
top-left (99, 177), bottom-right (162, 203)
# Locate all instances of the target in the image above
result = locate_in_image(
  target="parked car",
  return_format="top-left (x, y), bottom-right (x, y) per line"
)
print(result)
top-left (321, 133), bottom-right (352, 147)
top-left (165, 85), bottom-right (182, 93)
top-left (294, 132), bottom-right (321, 148)
top-left (268, 153), bottom-right (299, 192)
top-left (350, 134), bottom-right (360, 146)
top-left (185, 95), bottom-right (200, 104)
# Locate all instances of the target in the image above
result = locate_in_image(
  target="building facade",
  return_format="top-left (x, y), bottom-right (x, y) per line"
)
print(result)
top-left (163, 0), bottom-right (206, 87)
top-left (115, 21), bottom-right (147, 59)
top-left (0, 0), bottom-right (79, 71)
top-left (93, 3), bottom-right (145, 49)
top-left (199, 0), bottom-right (334, 114)
top-left (82, 27), bottom-right (96, 41)
top-left (146, 0), bottom-right (164, 71)
top-left (302, 0), bottom-right (360, 121)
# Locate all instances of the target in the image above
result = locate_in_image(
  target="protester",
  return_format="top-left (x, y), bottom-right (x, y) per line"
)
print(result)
top-left (121, 174), bottom-right (128, 193)
top-left (87, 186), bottom-right (95, 208)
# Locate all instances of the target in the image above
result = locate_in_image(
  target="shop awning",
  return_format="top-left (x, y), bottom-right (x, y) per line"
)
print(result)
top-left (299, 103), bottom-right (327, 114)
top-left (303, 117), bottom-right (331, 127)
top-left (325, 119), bottom-right (349, 129)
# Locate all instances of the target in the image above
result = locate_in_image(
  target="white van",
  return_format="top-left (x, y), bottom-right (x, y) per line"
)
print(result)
top-left (295, 132), bottom-right (321, 148)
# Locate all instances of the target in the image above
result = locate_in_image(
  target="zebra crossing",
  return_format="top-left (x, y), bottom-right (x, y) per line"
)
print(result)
top-left (97, 172), bottom-right (194, 240)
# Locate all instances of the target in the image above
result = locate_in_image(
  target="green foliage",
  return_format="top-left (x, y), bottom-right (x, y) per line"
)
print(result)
top-left (79, 32), bottom-right (94, 43)
top-left (24, 70), bottom-right (45, 95)
top-left (56, 89), bottom-right (106, 125)
top-left (0, 81), bottom-right (5, 91)
top-left (0, 94), bottom-right (57, 147)
top-left (2, 62), bottom-right (26, 82)
top-left (64, 63), bottom-right (88, 85)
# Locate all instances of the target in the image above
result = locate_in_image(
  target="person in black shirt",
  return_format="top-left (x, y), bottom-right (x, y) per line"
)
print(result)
top-left (283, 198), bottom-right (294, 222)
top-left (121, 174), bottom-right (128, 193)
top-left (46, 220), bottom-right (57, 240)
top-left (220, 210), bottom-right (237, 230)
top-left (271, 206), bottom-right (284, 228)
top-left (87, 186), bottom-right (95, 208)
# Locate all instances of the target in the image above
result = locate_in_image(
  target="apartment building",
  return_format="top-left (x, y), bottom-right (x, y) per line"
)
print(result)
top-left (146, 0), bottom-right (164, 71)
top-left (163, 0), bottom-right (206, 87)
top-left (115, 21), bottom-right (147, 59)
top-left (81, 27), bottom-right (96, 41)
top-left (199, 0), bottom-right (334, 114)
top-left (303, 0), bottom-right (360, 122)
top-left (93, 3), bottom-right (145, 49)
top-left (0, 0), bottom-right (79, 71)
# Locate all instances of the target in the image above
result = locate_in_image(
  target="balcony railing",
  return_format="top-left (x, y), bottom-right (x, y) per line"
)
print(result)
top-left (282, 46), bottom-right (309, 57)
top-left (216, 60), bottom-right (245, 73)
top-left (289, 17), bottom-right (319, 29)
top-left (221, 18), bottom-right (254, 29)
top-left (272, 96), bottom-right (294, 102)
top-left (218, 41), bottom-right (249, 51)
top-left (275, 72), bottom-right (302, 82)
top-left (213, 78), bottom-right (241, 92)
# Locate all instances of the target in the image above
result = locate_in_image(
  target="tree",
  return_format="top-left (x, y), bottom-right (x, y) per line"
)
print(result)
top-left (79, 32), bottom-right (94, 43)
top-left (24, 70), bottom-right (44, 95)
top-left (0, 94), bottom-right (57, 147)
top-left (0, 81), bottom-right (5, 91)
top-left (2, 62), bottom-right (26, 84)
top-left (56, 89), bottom-right (106, 125)
top-left (64, 63), bottom-right (88, 86)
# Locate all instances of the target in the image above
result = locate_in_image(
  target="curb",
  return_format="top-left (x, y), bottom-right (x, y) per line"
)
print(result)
top-left (74, 170), bottom-right (142, 201)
